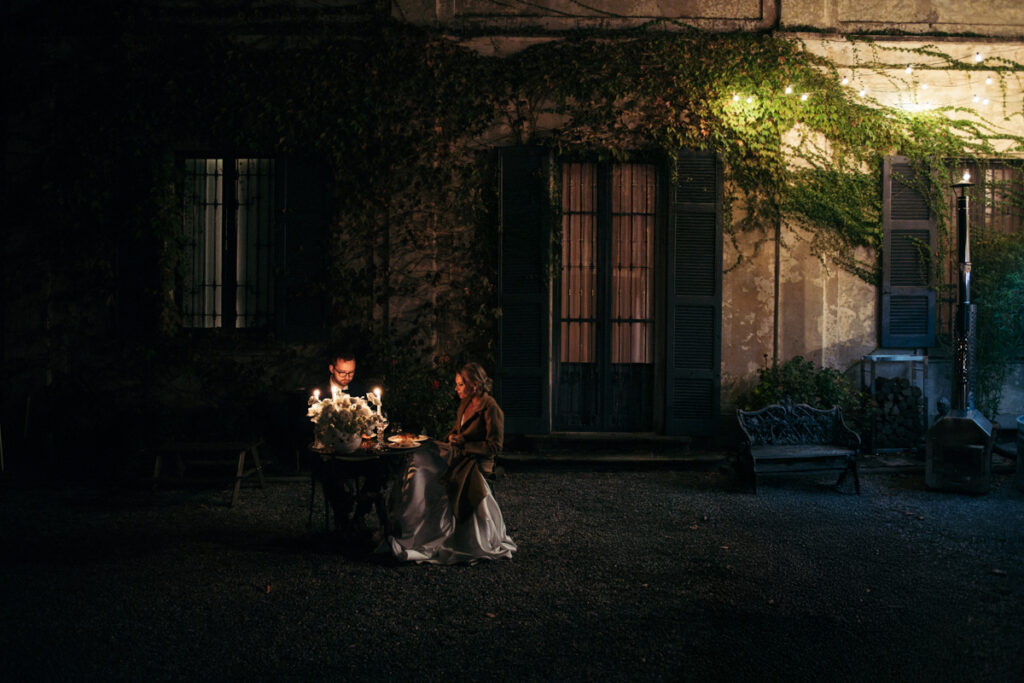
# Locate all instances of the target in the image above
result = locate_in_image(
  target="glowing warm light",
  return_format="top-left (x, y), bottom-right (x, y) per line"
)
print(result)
top-left (800, 93), bottom-right (809, 101)
top-left (785, 85), bottom-right (793, 94)
top-left (841, 76), bottom-right (849, 85)
top-left (859, 88), bottom-right (867, 97)
top-left (746, 96), bottom-right (753, 103)
top-left (962, 170), bottom-right (972, 183)
top-left (973, 95), bottom-right (980, 103)
top-left (905, 65), bottom-right (913, 74)
top-left (982, 98), bottom-right (990, 105)
top-left (974, 52), bottom-right (983, 62)
top-left (313, 389), bottom-right (320, 401)
top-left (732, 94), bottom-right (739, 101)
top-left (921, 83), bottom-right (929, 90)
top-left (985, 76), bottom-right (993, 85)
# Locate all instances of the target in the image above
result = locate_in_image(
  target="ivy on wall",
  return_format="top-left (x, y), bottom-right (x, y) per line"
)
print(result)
top-left (6, 10), bottom-right (1024, 455)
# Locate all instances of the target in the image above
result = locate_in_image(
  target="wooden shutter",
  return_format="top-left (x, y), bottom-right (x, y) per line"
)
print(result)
top-left (882, 156), bottom-right (936, 348)
top-left (275, 156), bottom-right (326, 342)
top-left (665, 151), bottom-right (722, 436)
top-left (497, 146), bottom-right (550, 435)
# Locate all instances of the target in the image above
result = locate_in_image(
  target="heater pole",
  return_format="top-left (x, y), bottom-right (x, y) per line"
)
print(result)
top-left (952, 187), bottom-right (976, 413)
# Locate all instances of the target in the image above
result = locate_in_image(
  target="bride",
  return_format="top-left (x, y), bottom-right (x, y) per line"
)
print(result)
top-left (384, 362), bottom-right (517, 564)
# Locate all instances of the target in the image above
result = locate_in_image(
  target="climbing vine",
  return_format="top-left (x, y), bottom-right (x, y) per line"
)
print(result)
top-left (7, 8), bottom-right (1024, 455)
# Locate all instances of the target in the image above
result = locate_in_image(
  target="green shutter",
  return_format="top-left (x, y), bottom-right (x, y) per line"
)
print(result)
top-left (881, 156), bottom-right (936, 348)
top-left (497, 146), bottom-right (550, 435)
top-left (665, 151), bottom-right (722, 436)
top-left (275, 156), bottom-right (326, 342)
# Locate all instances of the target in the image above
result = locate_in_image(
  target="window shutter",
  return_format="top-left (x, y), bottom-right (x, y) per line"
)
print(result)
top-left (881, 156), bottom-right (936, 348)
top-left (497, 146), bottom-right (550, 435)
top-left (665, 151), bottom-right (722, 436)
top-left (275, 157), bottom-right (326, 342)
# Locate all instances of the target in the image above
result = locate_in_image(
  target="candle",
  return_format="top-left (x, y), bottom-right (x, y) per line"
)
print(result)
top-left (373, 387), bottom-right (382, 414)
top-left (313, 389), bottom-right (320, 401)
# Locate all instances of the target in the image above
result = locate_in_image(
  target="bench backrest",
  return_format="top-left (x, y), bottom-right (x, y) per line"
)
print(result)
top-left (736, 401), bottom-right (852, 447)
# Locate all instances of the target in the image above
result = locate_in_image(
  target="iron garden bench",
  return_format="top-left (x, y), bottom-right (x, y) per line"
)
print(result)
top-left (736, 398), bottom-right (861, 494)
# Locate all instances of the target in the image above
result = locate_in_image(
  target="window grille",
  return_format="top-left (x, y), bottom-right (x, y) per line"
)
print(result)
top-left (181, 157), bottom-right (275, 328)
top-left (559, 161), bottom-right (655, 364)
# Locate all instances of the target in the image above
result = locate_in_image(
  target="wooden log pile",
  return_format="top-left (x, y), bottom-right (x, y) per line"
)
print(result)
top-left (873, 376), bottom-right (925, 449)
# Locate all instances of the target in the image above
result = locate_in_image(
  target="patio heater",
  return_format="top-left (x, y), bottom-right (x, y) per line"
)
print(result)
top-left (925, 173), bottom-right (995, 493)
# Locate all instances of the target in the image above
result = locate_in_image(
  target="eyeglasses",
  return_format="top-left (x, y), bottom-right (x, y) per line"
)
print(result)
top-left (333, 370), bottom-right (355, 378)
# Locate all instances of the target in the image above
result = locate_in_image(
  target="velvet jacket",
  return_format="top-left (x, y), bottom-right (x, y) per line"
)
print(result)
top-left (444, 393), bottom-right (504, 521)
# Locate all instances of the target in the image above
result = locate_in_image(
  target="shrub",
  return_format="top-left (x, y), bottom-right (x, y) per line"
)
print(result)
top-left (736, 355), bottom-right (875, 437)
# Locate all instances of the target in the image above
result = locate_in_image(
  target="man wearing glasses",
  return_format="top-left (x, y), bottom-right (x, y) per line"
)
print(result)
top-left (325, 350), bottom-right (367, 399)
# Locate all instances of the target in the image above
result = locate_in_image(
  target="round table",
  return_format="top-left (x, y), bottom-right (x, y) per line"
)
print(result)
top-left (306, 440), bottom-right (437, 537)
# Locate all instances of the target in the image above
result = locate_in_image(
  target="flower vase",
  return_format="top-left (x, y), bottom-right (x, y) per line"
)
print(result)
top-left (333, 431), bottom-right (364, 454)
top-left (316, 427), bottom-right (363, 454)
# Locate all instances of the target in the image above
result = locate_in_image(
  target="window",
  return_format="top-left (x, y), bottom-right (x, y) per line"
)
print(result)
top-left (938, 161), bottom-right (1023, 338)
top-left (180, 157), bottom-right (276, 328)
top-left (560, 161), bottom-right (656, 364)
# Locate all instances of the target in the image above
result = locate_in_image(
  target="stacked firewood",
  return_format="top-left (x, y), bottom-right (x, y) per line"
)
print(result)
top-left (873, 376), bottom-right (925, 449)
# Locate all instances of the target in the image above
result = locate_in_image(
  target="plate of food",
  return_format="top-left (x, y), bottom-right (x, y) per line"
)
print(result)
top-left (387, 433), bottom-right (429, 448)
top-left (388, 433), bottom-right (429, 444)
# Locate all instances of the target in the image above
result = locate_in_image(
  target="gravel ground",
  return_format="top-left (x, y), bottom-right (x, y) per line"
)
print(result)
top-left (1, 462), bottom-right (1022, 682)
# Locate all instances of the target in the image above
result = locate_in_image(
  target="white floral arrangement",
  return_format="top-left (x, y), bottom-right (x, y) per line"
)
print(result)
top-left (307, 390), bottom-right (387, 449)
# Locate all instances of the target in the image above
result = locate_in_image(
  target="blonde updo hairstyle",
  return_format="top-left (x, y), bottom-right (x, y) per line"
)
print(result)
top-left (459, 362), bottom-right (493, 396)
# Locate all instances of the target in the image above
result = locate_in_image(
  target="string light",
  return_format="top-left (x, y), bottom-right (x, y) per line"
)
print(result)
top-left (784, 85), bottom-right (793, 94)
top-left (985, 76), bottom-right (993, 86)
top-left (974, 52), bottom-right (983, 63)
top-left (800, 93), bottom-right (809, 101)
top-left (733, 94), bottom-right (739, 101)
top-left (859, 88), bottom-right (867, 97)
top-left (746, 96), bottom-right (753, 103)
top-left (973, 94), bottom-right (980, 103)
top-left (841, 76), bottom-right (849, 85)
top-left (905, 65), bottom-right (913, 74)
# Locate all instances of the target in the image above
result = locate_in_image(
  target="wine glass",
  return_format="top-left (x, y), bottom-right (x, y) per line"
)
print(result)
top-left (376, 410), bottom-right (389, 451)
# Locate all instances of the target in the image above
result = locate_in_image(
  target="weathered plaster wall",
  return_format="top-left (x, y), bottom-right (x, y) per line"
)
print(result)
top-left (720, 216), bottom-right (776, 404)
top-left (799, 37), bottom-right (1024, 144)
top-left (396, 0), bottom-right (777, 30)
top-left (783, 0), bottom-right (1024, 38)
top-left (399, 0), bottom-right (1024, 36)
top-left (721, 220), bottom-right (878, 409)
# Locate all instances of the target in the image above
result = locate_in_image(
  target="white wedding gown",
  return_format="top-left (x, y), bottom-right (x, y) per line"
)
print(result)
top-left (383, 445), bottom-right (516, 565)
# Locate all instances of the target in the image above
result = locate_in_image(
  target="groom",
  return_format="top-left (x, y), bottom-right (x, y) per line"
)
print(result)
top-left (322, 349), bottom-right (368, 399)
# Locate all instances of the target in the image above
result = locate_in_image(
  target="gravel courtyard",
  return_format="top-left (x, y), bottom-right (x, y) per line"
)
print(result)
top-left (1, 463), bottom-right (1022, 682)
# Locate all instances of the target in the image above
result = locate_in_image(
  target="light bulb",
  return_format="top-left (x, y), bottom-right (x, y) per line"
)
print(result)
top-left (962, 170), bottom-right (971, 182)
top-left (746, 96), bottom-right (753, 103)
top-left (733, 94), bottom-right (739, 102)
top-left (974, 52), bottom-right (983, 62)
top-left (982, 98), bottom-right (990, 105)
top-left (985, 77), bottom-right (993, 85)
top-left (973, 95), bottom-right (980, 103)
top-left (859, 88), bottom-right (867, 97)
top-left (841, 76), bottom-right (849, 85)
top-left (905, 65), bottom-right (913, 74)
top-left (921, 83), bottom-right (929, 90)
top-left (800, 93), bottom-right (809, 101)
top-left (785, 85), bottom-right (793, 94)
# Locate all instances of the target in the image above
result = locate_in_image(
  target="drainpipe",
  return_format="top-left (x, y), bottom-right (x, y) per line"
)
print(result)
top-left (773, 214), bottom-right (781, 367)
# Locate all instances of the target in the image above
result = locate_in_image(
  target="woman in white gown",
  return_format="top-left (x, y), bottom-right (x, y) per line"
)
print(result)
top-left (384, 362), bottom-right (517, 564)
